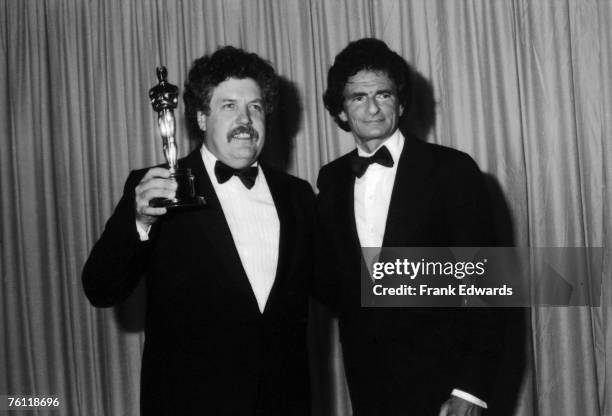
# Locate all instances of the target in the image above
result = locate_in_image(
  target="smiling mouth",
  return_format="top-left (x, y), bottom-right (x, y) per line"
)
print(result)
top-left (228, 126), bottom-right (259, 141)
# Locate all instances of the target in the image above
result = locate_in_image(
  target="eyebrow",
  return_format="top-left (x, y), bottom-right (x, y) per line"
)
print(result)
top-left (218, 97), bottom-right (263, 104)
top-left (345, 92), bottom-right (366, 99)
top-left (345, 89), bottom-right (395, 99)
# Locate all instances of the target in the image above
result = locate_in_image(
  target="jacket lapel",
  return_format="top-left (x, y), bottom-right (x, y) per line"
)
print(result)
top-left (181, 149), bottom-right (260, 311)
top-left (260, 166), bottom-right (294, 312)
top-left (335, 151), bottom-right (363, 258)
top-left (338, 139), bottom-right (434, 251)
top-left (382, 135), bottom-right (435, 247)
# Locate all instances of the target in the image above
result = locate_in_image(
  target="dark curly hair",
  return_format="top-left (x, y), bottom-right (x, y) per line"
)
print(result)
top-left (183, 46), bottom-right (279, 140)
top-left (323, 38), bottom-right (413, 132)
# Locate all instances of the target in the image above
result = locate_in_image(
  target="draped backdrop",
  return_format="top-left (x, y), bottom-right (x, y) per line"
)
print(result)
top-left (1, 0), bottom-right (611, 415)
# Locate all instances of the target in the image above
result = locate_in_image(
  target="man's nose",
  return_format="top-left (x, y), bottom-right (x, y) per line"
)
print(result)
top-left (237, 107), bottom-right (252, 125)
top-left (367, 97), bottom-right (380, 115)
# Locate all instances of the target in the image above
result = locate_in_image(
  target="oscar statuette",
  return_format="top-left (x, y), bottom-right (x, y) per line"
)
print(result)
top-left (148, 66), bottom-right (205, 208)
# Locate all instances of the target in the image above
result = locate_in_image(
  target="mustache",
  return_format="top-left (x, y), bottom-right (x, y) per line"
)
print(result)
top-left (227, 125), bottom-right (259, 140)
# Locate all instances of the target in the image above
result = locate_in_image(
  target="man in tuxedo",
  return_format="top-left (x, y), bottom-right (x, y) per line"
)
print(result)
top-left (315, 38), bottom-right (503, 415)
top-left (82, 46), bottom-right (314, 415)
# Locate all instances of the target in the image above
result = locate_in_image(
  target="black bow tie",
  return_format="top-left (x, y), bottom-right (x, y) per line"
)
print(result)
top-left (350, 146), bottom-right (394, 178)
top-left (214, 160), bottom-right (259, 189)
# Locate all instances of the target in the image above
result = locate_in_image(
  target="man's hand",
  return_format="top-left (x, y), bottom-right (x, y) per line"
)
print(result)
top-left (134, 167), bottom-right (177, 228)
top-left (438, 396), bottom-right (483, 416)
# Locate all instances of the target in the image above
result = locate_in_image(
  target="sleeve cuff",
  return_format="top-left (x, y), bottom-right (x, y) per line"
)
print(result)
top-left (136, 221), bottom-right (151, 241)
top-left (451, 389), bottom-right (487, 409)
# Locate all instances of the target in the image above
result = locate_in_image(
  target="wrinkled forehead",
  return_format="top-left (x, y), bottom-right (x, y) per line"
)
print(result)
top-left (209, 77), bottom-right (263, 101)
top-left (344, 70), bottom-right (397, 94)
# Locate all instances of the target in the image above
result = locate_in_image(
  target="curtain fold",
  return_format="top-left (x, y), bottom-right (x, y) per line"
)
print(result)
top-left (1, 1), bottom-right (610, 415)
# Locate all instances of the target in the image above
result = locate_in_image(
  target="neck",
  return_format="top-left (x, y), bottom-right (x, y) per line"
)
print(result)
top-left (355, 132), bottom-right (396, 154)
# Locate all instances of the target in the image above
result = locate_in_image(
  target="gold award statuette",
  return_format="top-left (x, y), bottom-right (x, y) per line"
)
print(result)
top-left (148, 66), bottom-right (205, 208)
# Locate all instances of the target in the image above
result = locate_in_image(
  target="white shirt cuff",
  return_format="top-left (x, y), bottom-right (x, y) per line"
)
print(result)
top-left (451, 389), bottom-right (487, 408)
top-left (136, 221), bottom-right (151, 241)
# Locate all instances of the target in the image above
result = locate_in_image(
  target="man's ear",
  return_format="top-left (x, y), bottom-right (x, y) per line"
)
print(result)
top-left (196, 111), bottom-right (207, 131)
top-left (338, 110), bottom-right (348, 123)
top-left (399, 104), bottom-right (405, 118)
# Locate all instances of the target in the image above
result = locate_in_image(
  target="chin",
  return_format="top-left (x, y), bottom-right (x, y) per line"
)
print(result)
top-left (231, 152), bottom-right (258, 165)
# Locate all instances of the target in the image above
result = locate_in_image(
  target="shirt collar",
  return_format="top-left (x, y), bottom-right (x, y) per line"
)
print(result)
top-left (200, 143), bottom-right (259, 185)
top-left (355, 129), bottom-right (404, 165)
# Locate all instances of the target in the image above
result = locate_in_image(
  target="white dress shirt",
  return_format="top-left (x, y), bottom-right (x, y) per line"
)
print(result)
top-left (354, 129), bottom-right (403, 249)
top-left (352, 130), bottom-right (487, 409)
top-left (136, 146), bottom-right (280, 313)
top-left (201, 145), bottom-right (280, 313)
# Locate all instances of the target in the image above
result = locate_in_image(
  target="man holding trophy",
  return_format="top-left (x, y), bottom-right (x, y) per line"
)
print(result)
top-left (82, 46), bottom-right (314, 415)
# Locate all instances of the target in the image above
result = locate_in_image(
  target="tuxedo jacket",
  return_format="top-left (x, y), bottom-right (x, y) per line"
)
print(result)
top-left (314, 133), bottom-right (504, 415)
top-left (83, 148), bottom-right (315, 415)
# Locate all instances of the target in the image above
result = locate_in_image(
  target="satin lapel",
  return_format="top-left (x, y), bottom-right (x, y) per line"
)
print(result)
top-left (335, 152), bottom-right (362, 258)
top-left (181, 149), bottom-right (260, 311)
top-left (260, 166), bottom-right (294, 313)
top-left (382, 136), bottom-right (434, 247)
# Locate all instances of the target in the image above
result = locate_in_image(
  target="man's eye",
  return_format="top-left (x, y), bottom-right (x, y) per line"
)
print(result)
top-left (249, 103), bottom-right (263, 112)
top-left (222, 103), bottom-right (236, 110)
top-left (376, 92), bottom-right (392, 100)
top-left (353, 96), bottom-right (366, 103)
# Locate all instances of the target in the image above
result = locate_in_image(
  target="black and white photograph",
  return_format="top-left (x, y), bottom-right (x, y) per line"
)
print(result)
top-left (1, 1), bottom-right (610, 415)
